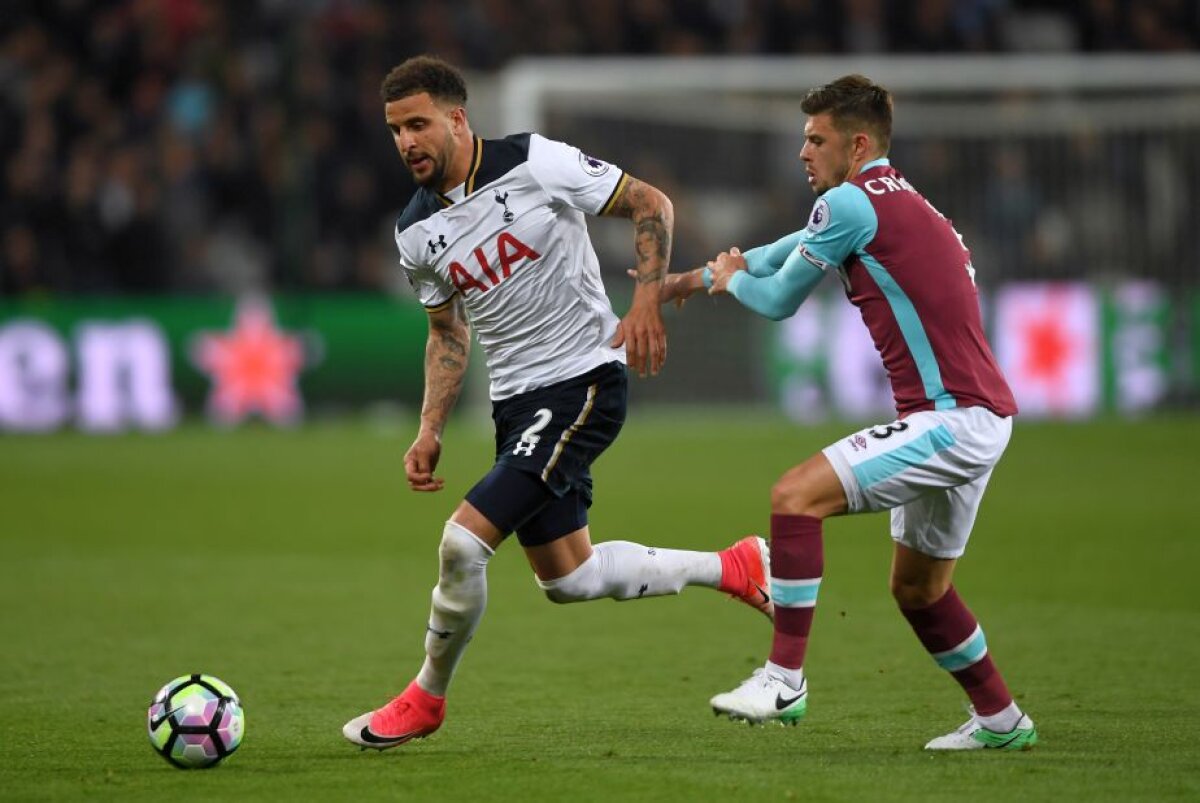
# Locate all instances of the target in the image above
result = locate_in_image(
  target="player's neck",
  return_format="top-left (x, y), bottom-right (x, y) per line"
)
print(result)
top-left (437, 130), bottom-right (477, 194)
top-left (846, 151), bottom-right (886, 181)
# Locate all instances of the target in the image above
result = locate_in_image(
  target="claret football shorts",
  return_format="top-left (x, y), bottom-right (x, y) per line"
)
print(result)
top-left (821, 405), bottom-right (1013, 559)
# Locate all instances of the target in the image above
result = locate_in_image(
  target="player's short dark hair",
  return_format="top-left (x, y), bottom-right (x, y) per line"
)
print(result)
top-left (801, 74), bottom-right (892, 153)
top-left (380, 55), bottom-right (468, 106)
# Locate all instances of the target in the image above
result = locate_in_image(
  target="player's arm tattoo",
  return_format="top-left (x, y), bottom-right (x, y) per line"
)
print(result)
top-left (420, 296), bottom-right (470, 435)
top-left (605, 175), bottom-right (674, 285)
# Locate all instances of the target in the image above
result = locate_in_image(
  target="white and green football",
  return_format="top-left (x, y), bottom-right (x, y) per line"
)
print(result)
top-left (147, 674), bottom-right (244, 769)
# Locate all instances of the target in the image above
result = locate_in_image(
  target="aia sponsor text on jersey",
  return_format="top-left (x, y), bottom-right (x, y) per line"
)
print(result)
top-left (447, 231), bottom-right (541, 296)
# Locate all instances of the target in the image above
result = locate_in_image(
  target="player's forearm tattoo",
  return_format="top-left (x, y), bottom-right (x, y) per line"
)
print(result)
top-left (634, 216), bottom-right (669, 283)
top-left (607, 177), bottom-right (673, 284)
top-left (421, 302), bottom-right (470, 432)
top-left (433, 326), bottom-right (466, 371)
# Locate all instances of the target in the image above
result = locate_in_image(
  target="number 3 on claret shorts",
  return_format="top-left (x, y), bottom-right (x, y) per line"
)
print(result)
top-left (512, 409), bottom-right (552, 457)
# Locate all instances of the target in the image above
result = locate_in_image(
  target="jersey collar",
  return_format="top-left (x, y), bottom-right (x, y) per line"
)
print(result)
top-left (437, 137), bottom-right (484, 206)
top-left (857, 157), bottom-right (890, 174)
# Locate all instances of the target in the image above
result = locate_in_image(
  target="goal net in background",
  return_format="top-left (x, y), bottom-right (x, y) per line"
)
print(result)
top-left (477, 55), bottom-right (1200, 419)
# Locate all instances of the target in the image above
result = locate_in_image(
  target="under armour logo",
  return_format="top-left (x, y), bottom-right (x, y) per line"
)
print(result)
top-left (513, 408), bottom-right (551, 458)
top-left (428, 234), bottom-right (447, 253)
top-left (494, 190), bottom-right (514, 223)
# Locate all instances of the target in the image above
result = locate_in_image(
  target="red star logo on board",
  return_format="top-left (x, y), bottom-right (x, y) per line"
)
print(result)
top-left (1019, 309), bottom-right (1076, 410)
top-left (1021, 316), bottom-right (1073, 381)
top-left (192, 299), bottom-right (307, 425)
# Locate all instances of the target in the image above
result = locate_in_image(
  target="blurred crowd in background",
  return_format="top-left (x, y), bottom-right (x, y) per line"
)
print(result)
top-left (2, 0), bottom-right (1199, 296)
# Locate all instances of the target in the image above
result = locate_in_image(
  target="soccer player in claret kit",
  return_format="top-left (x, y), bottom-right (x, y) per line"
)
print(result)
top-left (342, 56), bottom-right (773, 750)
top-left (660, 75), bottom-right (1037, 751)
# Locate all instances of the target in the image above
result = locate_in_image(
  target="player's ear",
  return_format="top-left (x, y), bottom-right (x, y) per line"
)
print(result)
top-left (448, 106), bottom-right (468, 135)
top-left (852, 132), bottom-right (872, 160)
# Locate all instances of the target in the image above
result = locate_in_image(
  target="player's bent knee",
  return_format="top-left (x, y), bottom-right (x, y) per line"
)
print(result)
top-left (890, 577), bottom-right (949, 609)
top-left (771, 458), bottom-right (846, 518)
top-left (439, 529), bottom-right (470, 567)
top-left (541, 586), bottom-right (575, 604)
top-left (538, 578), bottom-right (592, 604)
top-left (536, 552), bottom-right (602, 603)
top-left (771, 473), bottom-right (817, 516)
top-left (438, 521), bottom-right (494, 578)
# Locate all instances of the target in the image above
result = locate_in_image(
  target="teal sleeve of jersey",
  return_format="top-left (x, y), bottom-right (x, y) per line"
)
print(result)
top-left (797, 184), bottom-right (877, 269)
top-left (742, 230), bottom-right (805, 277)
top-left (727, 248), bottom-right (826, 321)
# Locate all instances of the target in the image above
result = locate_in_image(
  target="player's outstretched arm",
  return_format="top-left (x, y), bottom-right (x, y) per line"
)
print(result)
top-left (708, 246), bottom-right (826, 322)
top-left (640, 228), bottom-right (807, 308)
top-left (604, 176), bottom-right (673, 377)
top-left (742, 230), bottom-right (805, 277)
top-left (405, 296), bottom-right (470, 492)
top-left (625, 266), bottom-right (706, 308)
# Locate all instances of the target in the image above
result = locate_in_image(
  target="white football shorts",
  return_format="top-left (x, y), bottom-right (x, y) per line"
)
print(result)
top-left (821, 406), bottom-right (1013, 559)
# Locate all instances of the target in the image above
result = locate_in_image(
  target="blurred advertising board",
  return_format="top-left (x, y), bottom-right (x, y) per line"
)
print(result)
top-left (0, 295), bottom-right (426, 432)
top-left (0, 281), bottom-right (1189, 433)
top-left (771, 281), bottom-right (1181, 421)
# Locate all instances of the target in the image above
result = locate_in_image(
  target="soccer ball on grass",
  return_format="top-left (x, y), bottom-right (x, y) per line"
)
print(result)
top-left (147, 673), bottom-right (244, 769)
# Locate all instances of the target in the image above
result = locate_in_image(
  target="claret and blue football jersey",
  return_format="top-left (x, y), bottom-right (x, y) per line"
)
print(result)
top-left (736, 158), bottom-right (1017, 418)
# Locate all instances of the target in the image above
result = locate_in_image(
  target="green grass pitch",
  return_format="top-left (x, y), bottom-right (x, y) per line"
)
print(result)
top-left (2, 414), bottom-right (1199, 801)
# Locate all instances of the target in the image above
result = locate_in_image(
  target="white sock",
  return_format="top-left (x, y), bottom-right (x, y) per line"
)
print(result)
top-left (765, 660), bottom-right (805, 690)
top-left (415, 521), bottom-right (493, 697)
top-left (977, 701), bottom-right (1023, 733)
top-left (537, 540), bottom-right (721, 602)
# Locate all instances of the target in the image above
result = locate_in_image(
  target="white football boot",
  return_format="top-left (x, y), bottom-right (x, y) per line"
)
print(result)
top-left (710, 667), bottom-right (807, 725)
top-left (924, 709), bottom-right (1038, 751)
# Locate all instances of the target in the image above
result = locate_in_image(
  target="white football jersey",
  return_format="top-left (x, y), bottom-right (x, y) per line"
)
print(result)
top-left (394, 133), bottom-right (629, 400)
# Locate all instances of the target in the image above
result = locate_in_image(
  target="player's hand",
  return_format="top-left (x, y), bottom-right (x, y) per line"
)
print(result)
top-left (626, 268), bottom-right (703, 308)
top-left (612, 295), bottom-right (667, 377)
top-left (404, 428), bottom-right (445, 492)
top-left (708, 247), bottom-right (747, 295)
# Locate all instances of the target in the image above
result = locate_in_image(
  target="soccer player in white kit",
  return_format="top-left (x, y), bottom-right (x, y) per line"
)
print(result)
top-left (342, 56), bottom-right (773, 750)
